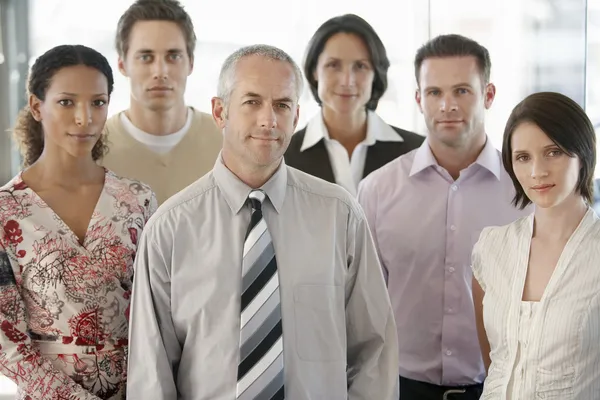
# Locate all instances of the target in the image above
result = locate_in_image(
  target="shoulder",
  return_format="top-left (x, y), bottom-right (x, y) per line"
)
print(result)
top-left (389, 125), bottom-right (425, 146)
top-left (286, 166), bottom-right (363, 218)
top-left (191, 108), bottom-right (220, 132)
top-left (144, 171), bottom-right (217, 229)
top-left (360, 149), bottom-right (417, 193)
top-left (102, 112), bottom-right (124, 135)
top-left (0, 175), bottom-right (28, 221)
top-left (105, 169), bottom-right (154, 199)
top-left (476, 214), bottom-right (531, 251)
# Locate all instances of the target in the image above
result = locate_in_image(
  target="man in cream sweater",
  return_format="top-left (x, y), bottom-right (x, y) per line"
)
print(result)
top-left (102, 0), bottom-right (222, 204)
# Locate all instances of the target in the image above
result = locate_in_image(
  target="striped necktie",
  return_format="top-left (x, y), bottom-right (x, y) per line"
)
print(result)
top-left (236, 190), bottom-right (285, 400)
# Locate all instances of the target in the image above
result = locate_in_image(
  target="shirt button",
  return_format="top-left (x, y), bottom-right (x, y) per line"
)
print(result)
top-left (450, 225), bottom-right (457, 231)
top-left (446, 307), bottom-right (453, 313)
top-left (448, 267), bottom-right (455, 273)
top-left (451, 185), bottom-right (458, 191)
top-left (445, 350), bottom-right (452, 356)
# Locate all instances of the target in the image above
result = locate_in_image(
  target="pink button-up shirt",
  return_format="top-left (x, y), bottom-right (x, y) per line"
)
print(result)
top-left (357, 138), bottom-right (531, 386)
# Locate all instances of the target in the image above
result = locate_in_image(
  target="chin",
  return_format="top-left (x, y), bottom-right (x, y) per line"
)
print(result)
top-left (146, 99), bottom-right (176, 112)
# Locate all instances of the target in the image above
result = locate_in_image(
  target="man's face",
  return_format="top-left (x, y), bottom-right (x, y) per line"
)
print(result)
top-left (119, 20), bottom-right (193, 112)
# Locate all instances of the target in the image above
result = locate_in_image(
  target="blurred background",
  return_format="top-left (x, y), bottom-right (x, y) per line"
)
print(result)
top-left (0, 0), bottom-right (599, 395)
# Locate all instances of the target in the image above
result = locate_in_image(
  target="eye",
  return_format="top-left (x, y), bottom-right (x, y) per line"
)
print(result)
top-left (168, 53), bottom-right (183, 61)
top-left (92, 99), bottom-right (107, 107)
top-left (277, 103), bottom-right (291, 109)
top-left (58, 99), bottom-right (73, 106)
top-left (139, 54), bottom-right (152, 62)
top-left (515, 154), bottom-right (530, 162)
top-left (244, 100), bottom-right (259, 105)
top-left (356, 62), bottom-right (369, 70)
top-left (456, 88), bottom-right (469, 95)
top-left (428, 90), bottom-right (441, 96)
top-left (548, 149), bottom-right (563, 157)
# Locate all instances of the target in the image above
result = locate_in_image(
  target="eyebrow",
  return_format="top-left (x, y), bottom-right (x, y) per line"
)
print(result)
top-left (57, 92), bottom-right (108, 97)
top-left (512, 144), bottom-right (560, 153)
top-left (325, 57), bottom-right (371, 63)
top-left (423, 83), bottom-right (474, 91)
top-left (242, 92), bottom-right (294, 103)
top-left (136, 48), bottom-right (184, 54)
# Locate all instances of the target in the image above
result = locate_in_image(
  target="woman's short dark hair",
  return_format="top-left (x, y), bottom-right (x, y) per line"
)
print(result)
top-left (502, 91), bottom-right (596, 209)
top-left (12, 44), bottom-right (114, 167)
top-left (303, 14), bottom-right (390, 111)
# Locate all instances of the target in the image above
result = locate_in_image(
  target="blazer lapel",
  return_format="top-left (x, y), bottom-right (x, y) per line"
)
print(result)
top-left (302, 140), bottom-right (336, 183)
top-left (363, 141), bottom-right (401, 178)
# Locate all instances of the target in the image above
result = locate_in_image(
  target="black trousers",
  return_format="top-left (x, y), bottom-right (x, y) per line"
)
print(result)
top-left (399, 375), bottom-right (483, 400)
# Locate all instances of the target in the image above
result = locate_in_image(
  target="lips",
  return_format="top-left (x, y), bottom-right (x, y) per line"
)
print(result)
top-left (531, 184), bottom-right (555, 191)
top-left (148, 86), bottom-right (172, 91)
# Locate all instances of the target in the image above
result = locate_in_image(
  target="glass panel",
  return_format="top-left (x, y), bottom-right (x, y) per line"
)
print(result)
top-left (28, 0), bottom-right (428, 132)
top-left (429, 0), bottom-right (588, 151)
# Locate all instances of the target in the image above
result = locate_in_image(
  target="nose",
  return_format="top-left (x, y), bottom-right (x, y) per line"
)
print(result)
top-left (258, 104), bottom-right (277, 129)
top-left (152, 58), bottom-right (168, 80)
top-left (440, 93), bottom-right (458, 112)
top-left (340, 66), bottom-right (356, 87)
top-left (75, 103), bottom-right (92, 126)
top-left (530, 157), bottom-right (549, 179)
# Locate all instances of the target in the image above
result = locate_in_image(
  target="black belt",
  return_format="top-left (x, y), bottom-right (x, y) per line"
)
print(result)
top-left (399, 375), bottom-right (484, 400)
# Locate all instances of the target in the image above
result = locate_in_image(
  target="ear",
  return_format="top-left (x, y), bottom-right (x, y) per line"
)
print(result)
top-left (188, 56), bottom-right (194, 76)
top-left (293, 103), bottom-right (300, 131)
top-left (29, 94), bottom-right (43, 121)
top-left (415, 88), bottom-right (424, 114)
top-left (118, 57), bottom-right (128, 77)
top-left (211, 97), bottom-right (227, 131)
top-left (484, 83), bottom-right (496, 110)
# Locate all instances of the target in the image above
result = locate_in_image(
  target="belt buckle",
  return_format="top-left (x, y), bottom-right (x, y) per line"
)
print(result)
top-left (443, 388), bottom-right (466, 400)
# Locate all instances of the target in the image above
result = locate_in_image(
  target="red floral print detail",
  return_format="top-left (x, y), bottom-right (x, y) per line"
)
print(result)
top-left (4, 220), bottom-right (24, 245)
top-left (128, 227), bottom-right (138, 245)
top-left (1, 320), bottom-right (28, 343)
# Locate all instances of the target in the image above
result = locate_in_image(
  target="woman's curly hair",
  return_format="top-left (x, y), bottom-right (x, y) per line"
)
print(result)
top-left (13, 44), bottom-right (114, 167)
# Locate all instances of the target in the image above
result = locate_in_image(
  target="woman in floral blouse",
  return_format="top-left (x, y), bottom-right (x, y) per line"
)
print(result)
top-left (0, 44), bottom-right (156, 399)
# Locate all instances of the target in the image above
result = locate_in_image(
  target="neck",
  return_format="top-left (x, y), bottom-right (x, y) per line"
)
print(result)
top-left (127, 100), bottom-right (188, 136)
top-left (533, 195), bottom-right (588, 241)
top-left (27, 149), bottom-right (104, 188)
top-left (321, 106), bottom-right (367, 154)
top-left (221, 150), bottom-right (281, 189)
top-left (428, 132), bottom-right (487, 180)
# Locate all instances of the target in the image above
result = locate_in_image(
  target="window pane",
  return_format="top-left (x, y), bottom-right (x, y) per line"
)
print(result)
top-left (429, 0), bottom-right (588, 152)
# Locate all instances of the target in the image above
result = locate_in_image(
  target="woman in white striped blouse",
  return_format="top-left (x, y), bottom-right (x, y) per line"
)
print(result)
top-left (471, 92), bottom-right (600, 400)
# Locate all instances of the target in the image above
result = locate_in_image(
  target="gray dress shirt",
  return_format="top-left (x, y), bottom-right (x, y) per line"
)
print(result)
top-left (127, 156), bottom-right (399, 399)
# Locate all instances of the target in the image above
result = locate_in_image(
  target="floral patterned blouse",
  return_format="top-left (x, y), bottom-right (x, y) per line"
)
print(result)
top-left (0, 169), bottom-right (156, 399)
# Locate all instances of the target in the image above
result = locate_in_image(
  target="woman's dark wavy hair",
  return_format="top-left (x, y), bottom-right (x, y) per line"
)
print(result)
top-left (12, 44), bottom-right (114, 167)
top-left (303, 14), bottom-right (390, 111)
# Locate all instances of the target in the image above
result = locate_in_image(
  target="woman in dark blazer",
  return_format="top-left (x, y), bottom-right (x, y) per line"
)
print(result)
top-left (285, 14), bottom-right (424, 195)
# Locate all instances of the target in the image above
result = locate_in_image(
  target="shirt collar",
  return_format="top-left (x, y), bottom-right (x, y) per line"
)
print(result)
top-left (212, 152), bottom-right (287, 214)
top-left (409, 136), bottom-right (502, 180)
top-left (300, 110), bottom-right (403, 152)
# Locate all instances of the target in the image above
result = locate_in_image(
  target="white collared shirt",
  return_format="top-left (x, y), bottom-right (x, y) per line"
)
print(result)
top-left (300, 110), bottom-right (403, 196)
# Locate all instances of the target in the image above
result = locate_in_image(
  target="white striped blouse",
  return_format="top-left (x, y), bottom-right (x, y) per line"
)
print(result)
top-left (472, 207), bottom-right (600, 400)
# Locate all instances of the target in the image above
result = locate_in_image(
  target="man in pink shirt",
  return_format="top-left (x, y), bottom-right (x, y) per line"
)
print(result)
top-left (357, 34), bottom-right (531, 400)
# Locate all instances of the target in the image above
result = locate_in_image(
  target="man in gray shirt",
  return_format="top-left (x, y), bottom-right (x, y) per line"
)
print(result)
top-left (126, 44), bottom-right (399, 400)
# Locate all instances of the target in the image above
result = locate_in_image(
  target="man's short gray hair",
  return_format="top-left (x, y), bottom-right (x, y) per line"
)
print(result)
top-left (217, 44), bottom-right (304, 105)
